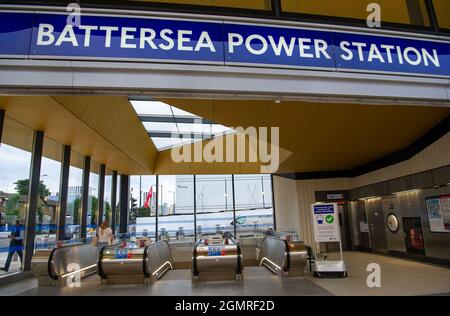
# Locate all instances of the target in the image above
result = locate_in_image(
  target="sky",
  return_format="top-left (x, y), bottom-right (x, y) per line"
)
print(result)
top-left (0, 143), bottom-right (76, 196)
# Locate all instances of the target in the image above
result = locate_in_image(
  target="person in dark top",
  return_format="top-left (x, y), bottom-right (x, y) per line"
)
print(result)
top-left (1, 219), bottom-right (24, 272)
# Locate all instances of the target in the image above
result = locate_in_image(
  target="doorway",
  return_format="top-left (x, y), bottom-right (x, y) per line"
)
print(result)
top-left (367, 199), bottom-right (388, 254)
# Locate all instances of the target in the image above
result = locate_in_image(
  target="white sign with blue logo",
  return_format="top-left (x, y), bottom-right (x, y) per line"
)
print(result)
top-left (312, 203), bottom-right (340, 242)
top-left (0, 11), bottom-right (449, 78)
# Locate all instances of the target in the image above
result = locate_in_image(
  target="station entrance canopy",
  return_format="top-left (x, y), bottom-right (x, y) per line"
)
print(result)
top-left (0, 6), bottom-right (449, 104)
top-left (2, 11), bottom-right (449, 78)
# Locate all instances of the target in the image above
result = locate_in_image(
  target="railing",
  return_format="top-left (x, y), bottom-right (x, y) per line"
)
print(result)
top-left (259, 236), bottom-right (307, 277)
top-left (31, 241), bottom-right (100, 285)
top-left (144, 240), bottom-right (175, 280)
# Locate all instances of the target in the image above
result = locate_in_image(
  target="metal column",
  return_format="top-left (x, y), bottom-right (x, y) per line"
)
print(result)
top-left (119, 175), bottom-right (129, 234)
top-left (193, 174), bottom-right (197, 239)
top-left (155, 175), bottom-right (159, 240)
top-left (23, 131), bottom-right (44, 271)
top-left (232, 174), bottom-right (237, 238)
top-left (271, 174), bottom-right (277, 230)
top-left (97, 164), bottom-right (105, 226)
top-left (110, 170), bottom-right (118, 234)
top-left (0, 109), bottom-right (4, 145)
top-left (80, 156), bottom-right (91, 239)
top-left (56, 145), bottom-right (71, 241)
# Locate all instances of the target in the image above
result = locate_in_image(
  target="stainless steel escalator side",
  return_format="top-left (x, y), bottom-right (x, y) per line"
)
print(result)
top-left (259, 236), bottom-right (307, 277)
top-left (31, 242), bottom-right (100, 286)
top-left (144, 240), bottom-right (175, 282)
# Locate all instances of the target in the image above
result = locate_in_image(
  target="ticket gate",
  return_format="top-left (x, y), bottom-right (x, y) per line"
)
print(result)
top-left (192, 237), bottom-right (243, 281)
top-left (31, 242), bottom-right (100, 286)
top-left (259, 236), bottom-right (307, 277)
top-left (97, 240), bottom-right (174, 285)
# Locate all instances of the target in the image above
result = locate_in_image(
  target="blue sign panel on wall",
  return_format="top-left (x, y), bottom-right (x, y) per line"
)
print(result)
top-left (0, 10), bottom-right (449, 78)
top-left (0, 12), bottom-right (34, 56)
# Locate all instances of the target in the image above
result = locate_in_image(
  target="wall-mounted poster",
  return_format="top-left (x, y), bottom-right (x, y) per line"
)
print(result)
top-left (425, 195), bottom-right (450, 233)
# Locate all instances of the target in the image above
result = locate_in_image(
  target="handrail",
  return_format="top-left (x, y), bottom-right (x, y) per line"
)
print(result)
top-left (47, 247), bottom-right (58, 280)
top-left (144, 240), bottom-right (174, 279)
top-left (47, 241), bottom-right (85, 280)
top-left (283, 239), bottom-right (290, 272)
top-left (260, 236), bottom-right (306, 275)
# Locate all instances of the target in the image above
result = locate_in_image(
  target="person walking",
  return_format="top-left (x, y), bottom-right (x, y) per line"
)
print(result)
top-left (1, 219), bottom-right (24, 272)
top-left (97, 220), bottom-right (114, 246)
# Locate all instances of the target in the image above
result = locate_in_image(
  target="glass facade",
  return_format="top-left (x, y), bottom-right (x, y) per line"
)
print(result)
top-left (104, 169), bottom-right (113, 222)
top-left (0, 117), bottom-right (33, 275)
top-left (35, 137), bottom-right (62, 250)
top-left (125, 174), bottom-right (274, 242)
top-left (158, 175), bottom-right (194, 241)
top-left (196, 175), bottom-right (234, 238)
top-left (234, 174), bottom-right (274, 238)
top-left (66, 151), bottom-right (83, 240)
top-left (130, 175), bottom-right (157, 240)
top-left (87, 161), bottom-right (100, 238)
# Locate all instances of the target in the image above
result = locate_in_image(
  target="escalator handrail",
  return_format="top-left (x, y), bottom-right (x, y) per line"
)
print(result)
top-left (283, 240), bottom-right (291, 272)
top-left (142, 244), bottom-right (150, 278)
top-left (47, 241), bottom-right (87, 280)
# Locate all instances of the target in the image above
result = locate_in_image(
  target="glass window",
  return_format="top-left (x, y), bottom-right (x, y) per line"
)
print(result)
top-left (0, 117), bottom-right (33, 274)
top-left (104, 169), bottom-right (112, 222)
top-left (234, 174), bottom-right (274, 238)
top-left (281, 0), bottom-right (431, 26)
top-left (130, 175), bottom-right (157, 239)
top-left (35, 137), bottom-right (62, 250)
top-left (433, 0), bottom-right (450, 30)
top-left (195, 175), bottom-right (234, 238)
top-left (66, 151), bottom-right (83, 241)
top-left (115, 174), bottom-right (121, 233)
top-left (158, 175), bottom-right (195, 241)
top-left (86, 161), bottom-right (100, 238)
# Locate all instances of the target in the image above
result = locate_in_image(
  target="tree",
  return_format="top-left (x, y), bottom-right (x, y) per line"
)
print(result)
top-left (73, 197), bottom-right (81, 225)
top-left (104, 202), bottom-right (111, 221)
top-left (14, 179), bottom-right (50, 198)
top-left (90, 196), bottom-right (98, 225)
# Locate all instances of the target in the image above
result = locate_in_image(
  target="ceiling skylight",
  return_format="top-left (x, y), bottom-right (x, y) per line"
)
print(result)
top-left (130, 100), bottom-right (235, 151)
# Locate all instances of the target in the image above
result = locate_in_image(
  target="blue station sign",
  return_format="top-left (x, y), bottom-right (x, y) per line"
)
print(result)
top-left (1, 11), bottom-right (449, 77)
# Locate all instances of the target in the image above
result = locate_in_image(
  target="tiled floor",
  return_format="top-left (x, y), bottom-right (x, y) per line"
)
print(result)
top-left (8, 267), bottom-right (331, 296)
top-left (309, 252), bottom-right (450, 296)
top-left (1, 251), bottom-right (449, 296)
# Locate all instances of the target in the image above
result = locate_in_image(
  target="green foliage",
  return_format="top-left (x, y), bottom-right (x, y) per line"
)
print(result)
top-left (5, 194), bottom-right (20, 215)
top-left (136, 207), bottom-right (151, 218)
top-left (105, 201), bottom-right (111, 221)
top-left (73, 197), bottom-right (81, 224)
top-left (14, 179), bottom-right (50, 198)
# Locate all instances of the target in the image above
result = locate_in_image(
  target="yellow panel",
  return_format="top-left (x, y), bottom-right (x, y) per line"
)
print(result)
top-left (433, 0), bottom-right (450, 29)
top-left (1, 96), bottom-right (156, 175)
top-left (1, 116), bottom-right (34, 152)
top-left (282, 0), bottom-right (430, 26)
top-left (133, 0), bottom-right (271, 10)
